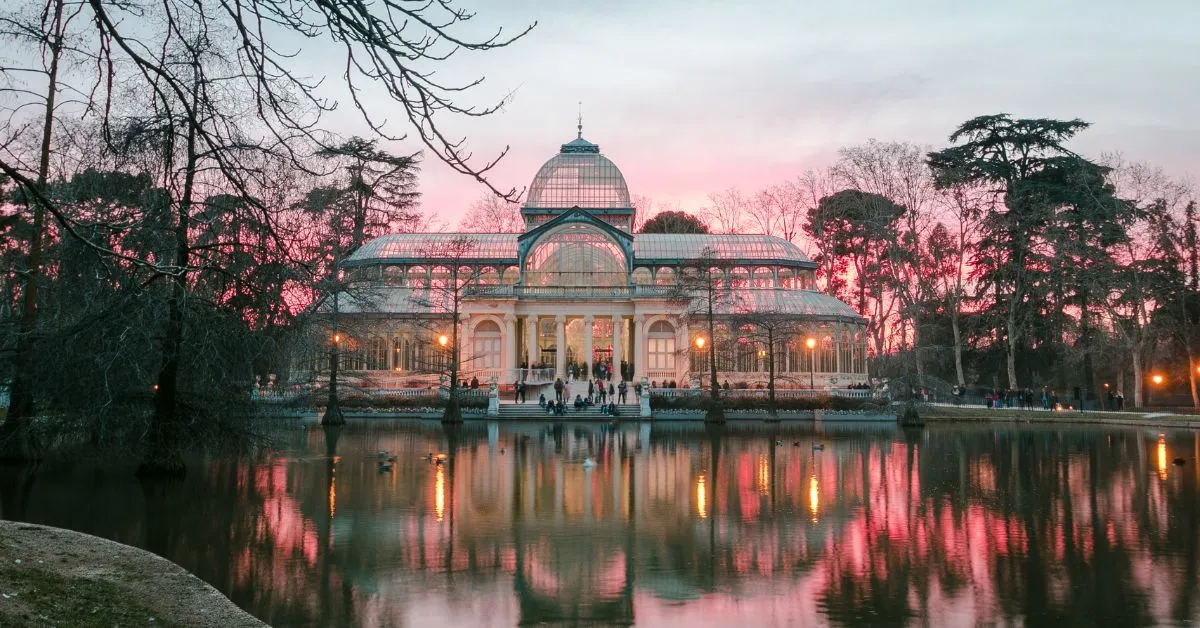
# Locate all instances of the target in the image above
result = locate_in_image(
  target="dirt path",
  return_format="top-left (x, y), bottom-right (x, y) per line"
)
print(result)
top-left (0, 520), bottom-right (265, 627)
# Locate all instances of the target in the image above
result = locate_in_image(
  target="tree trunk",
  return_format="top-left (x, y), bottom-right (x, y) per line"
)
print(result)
top-left (705, 282), bottom-right (724, 423)
top-left (1188, 343), bottom-right (1198, 409)
top-left (951, 310), bottom-right (966, 387)
top-left (140, 72), bottom-right (200, 478)
top-left (322, 291), bottom-right (345, 425)
top-left (1132, 349), bottom-right (1144, 410)
top-left (443, 267), bottom-right (463, 423)
top-left (1005, 312), bottom-right (1019, 391)
top-left (1, 0), bottom-right (66, 461)
top-left (766, 327), bottom-right (776, 419)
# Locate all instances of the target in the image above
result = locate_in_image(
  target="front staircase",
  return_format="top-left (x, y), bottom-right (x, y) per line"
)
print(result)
top-left (497, 402), bottom-right (642, 420)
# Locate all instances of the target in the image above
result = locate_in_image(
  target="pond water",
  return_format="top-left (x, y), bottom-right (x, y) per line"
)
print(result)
top-left (2, 420), bottom-right (1200, 627)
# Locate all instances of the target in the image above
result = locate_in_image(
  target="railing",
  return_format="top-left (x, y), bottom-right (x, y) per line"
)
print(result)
top-left (464, 285), bottom-right (683, 299)
top-left (647, 387), bottom-right (873, 399)
top-left (461, 367), bottom-right (557, 385)
top-left (250, 386), bottom-right (490, 403)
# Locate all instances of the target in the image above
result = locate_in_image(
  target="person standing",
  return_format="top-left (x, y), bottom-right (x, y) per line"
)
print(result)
top-left (618, 380), bottom-right (627, 404)
top-left (588, 379), bottom-right (595, 403)
top-left (608, 382), bottom-right (615, 402)
top-left (513, 380), bottom-right (520, 403)
top-left (554, 378), bottom-right (564, 403)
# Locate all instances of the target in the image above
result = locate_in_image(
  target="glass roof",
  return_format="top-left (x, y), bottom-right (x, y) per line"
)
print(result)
top-left (717, 288), bottom-right (865, 322)
top-left (634, 234), bottom-right (812, 263)
top-left (348, 233), bottom-right (812, 264)
top-left (525, 136), bottom-right (632, 210)
top-left (347, 233), bottom-right (519, 263)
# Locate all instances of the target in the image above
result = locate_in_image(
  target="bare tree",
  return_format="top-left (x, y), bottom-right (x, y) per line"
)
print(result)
top-left (458, 192), bottom-right (522, 233)
top-left (730, 308), bottom-right (803, 417)
top-left (406, 236), bottom-right (480, 423)
top-left (0, 0), bottom-right (81, 458)
top-left (701, 187), bottom-right (748, 234)
top-left (832, 140), bottom-right (936, 373)
top-left (674, 248), bottom-right (742, 422)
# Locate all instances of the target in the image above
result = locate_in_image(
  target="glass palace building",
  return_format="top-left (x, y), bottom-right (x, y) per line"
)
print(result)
top-left (333, 132), bottom-right (868, 389)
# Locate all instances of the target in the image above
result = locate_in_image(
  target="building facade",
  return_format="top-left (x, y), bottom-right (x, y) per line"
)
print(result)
top-left (330, 132), bottom-right (868, 390)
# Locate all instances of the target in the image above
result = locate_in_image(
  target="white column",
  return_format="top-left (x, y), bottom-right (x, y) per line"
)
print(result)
top-left (526, 316), bottom-right (538, 369)
top-left (504, 314), bottom-right (517, 375)
top-left (633, 314), bottom-right (646, 381)
top-left (555, 314), bottom-right (567, 379)
top-left (612, 315), bottom-right (623, 381)
top-left (583, 314), bottom-right (594, 378)
top-left (678, 323), bottom-right (689, 383)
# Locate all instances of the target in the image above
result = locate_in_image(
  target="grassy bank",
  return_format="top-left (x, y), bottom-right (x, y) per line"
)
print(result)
top-left (0, 521), bottom-right (263, 627)
top-left (921, 404), bottom-right (1200, 429)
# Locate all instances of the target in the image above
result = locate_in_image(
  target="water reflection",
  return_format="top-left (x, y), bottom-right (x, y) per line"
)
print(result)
top-left (1, 422), bottom-right (1199, 627)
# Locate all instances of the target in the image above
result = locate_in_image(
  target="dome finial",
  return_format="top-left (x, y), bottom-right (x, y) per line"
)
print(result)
top-left (577, 101), bottom-right (583, 139)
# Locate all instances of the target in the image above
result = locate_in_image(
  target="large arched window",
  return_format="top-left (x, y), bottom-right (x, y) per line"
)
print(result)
top-left (523, 223), bottom-right (627, 287)
top-left (647, 320), bottom-right (676, 371)
top-left (472, 320), bottom-right (502, 370)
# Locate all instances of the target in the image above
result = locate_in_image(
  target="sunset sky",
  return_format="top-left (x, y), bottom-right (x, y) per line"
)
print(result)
top-left (320, 0), bottom-right (1200, 227)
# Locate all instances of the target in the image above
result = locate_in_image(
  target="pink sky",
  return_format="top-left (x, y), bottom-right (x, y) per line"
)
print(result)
top-left (311, 0), bottom-right (1200, 228)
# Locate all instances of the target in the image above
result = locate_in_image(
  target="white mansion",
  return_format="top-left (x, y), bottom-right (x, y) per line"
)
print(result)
top-left (329, 132), bottom-right (868, 390)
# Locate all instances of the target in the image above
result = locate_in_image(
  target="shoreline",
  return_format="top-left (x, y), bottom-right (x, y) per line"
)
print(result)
top-left (921, 404), bottom-right (1200, 430)
top-left (0, 521), bottom-right (264, 627)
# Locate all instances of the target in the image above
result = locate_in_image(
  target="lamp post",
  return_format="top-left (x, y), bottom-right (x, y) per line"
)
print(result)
top-left (805, 337), bottom-right (817, 390)
top-left (1150, 373), bottom-right (1164, 407)
top-left (695, 336), bottom-right (706, 388)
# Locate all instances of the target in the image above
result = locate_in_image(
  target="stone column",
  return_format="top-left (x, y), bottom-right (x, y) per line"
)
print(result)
top-left (583, 314), bottom-right (594, 378)
top-left (633, 314), bottom-right (646, 381)
top-left (678, 322), bottom-right (689, 383)
top-left (526, 316), bottom-right (538, 369)
top-left (612, 315), bottom-right (623, 381)
top-left (504, 314), bottom-right (517, 376)
top-left (555, 314), bottom-right (567, 379)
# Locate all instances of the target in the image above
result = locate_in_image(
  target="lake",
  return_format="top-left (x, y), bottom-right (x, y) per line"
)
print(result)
top-left (2, 420), bottom-right (1198, 627)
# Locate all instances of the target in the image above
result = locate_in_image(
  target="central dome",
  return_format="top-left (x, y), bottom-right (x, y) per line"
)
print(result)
top-left (524, 135), bottom-right (632, 209)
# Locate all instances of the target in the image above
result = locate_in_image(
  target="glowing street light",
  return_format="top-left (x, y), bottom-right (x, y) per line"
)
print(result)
top-left (438, 334), bottom-right (449, 347)
top-left (1152, 374), bottom-right (1164, 386)
top-left (695, 336), bottom-right (706, 349)
top-left (333, 333), bottom-right (342, 344)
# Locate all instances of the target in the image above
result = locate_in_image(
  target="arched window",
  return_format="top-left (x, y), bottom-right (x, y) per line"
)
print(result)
top-left (839, 329), bottom-right (852, 374)
top-left (632, 268), bottom-right (653, 285)
top-left (647, 320), bottom-right (676, 371)
top-left (854, 329), bottom-right (867, 374)
top-left (655, 267), bottom-right (676, 285)
top-left (383, 265), bottom-right (405, 285)
top-left (523, 223), bottom-right (627, 287)
top-left (729, 267), bottom-right (750, 289)
top-left (777, 268), bottom-right (795, 289)
top-left (478, 267), bottom-right (499, 285)
top-left (430, 266), bottom-right (451, 291)
top-left (752, 267), bottom-right (773, 288)
top-left (473, 320), bottom-right (502, 370)
top-left (801, 271), bottom-right (815, 290)
top-left (408, 265), bottom-right (428, 289)
top-left (500, 266), bottom-right (519, 285)
top-left (819, 334), bottom-right (836, 373)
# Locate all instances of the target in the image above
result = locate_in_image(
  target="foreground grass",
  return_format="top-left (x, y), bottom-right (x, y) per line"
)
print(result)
top-left (0, 563), bottom-right (181, 627)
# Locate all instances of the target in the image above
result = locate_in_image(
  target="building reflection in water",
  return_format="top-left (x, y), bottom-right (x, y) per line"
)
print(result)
top-left (2, 421), bottom-right (1200, 627)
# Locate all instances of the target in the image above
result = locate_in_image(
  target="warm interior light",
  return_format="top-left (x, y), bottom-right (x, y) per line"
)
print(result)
top-left (333, 333), bottom-right (341, 343)
top-left (438, 334), bottom-right (449, 347)
top-left (1152, 374), bottom-right (1164, 385)
top-left (805, 337), bottom-right (817, 350)
top-left (695, 337), bottom-right (706, 349)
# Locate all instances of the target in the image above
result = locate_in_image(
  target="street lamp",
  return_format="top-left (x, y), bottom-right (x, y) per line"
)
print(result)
top-left (438, 334), bottom-right (449, 347)
top-left (1150, 374), bottom-right (1164, 407)
top-left (695, 336), bottom-right (706, 349)
top-left (805, 337), bottom-right (817, 390)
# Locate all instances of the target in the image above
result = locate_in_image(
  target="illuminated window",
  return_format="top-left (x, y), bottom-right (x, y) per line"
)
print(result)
top-left (648, 320), bottom-right (676, 370)
top-left (523, 223), bottom-right (627, 287)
